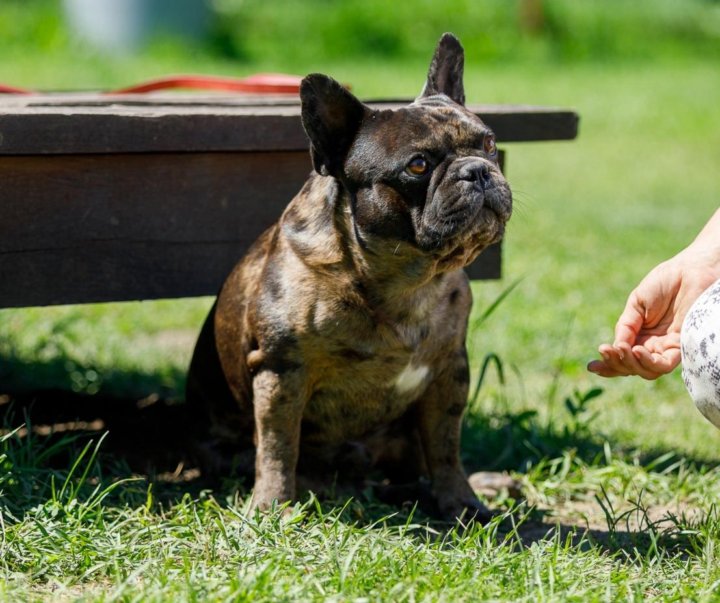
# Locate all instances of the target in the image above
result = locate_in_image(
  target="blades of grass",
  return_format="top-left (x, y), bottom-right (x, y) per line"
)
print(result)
top-left (0, 505), bottom-right (5, 555)
top-left (338, 532), bottom-right (370, 589)
top-left (469, 352), bottom-right (505, 408)
top-left (0, 427), bottom-right (21, 444)
top-left (33, 432), bottom-right (85, 467)
top-left (79, 476), bottom-right (144, 520)
top-left (55, 440), bottom-right (92, 503)
top-left (471, 276), bottom-right (524, 330)
top-left (72, 432), bottom-right (108, 501)
top-left (644, 451), bottom-right (680, 473)
top-left (0, 428), bottom-right (19, 497)
top-left (594, 485), bottom-right (618, 540)
top-left (56, 432), bottom-right (108, 503)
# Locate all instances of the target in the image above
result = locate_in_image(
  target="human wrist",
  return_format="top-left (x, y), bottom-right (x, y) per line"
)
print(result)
top-left (684, 238), bottom-right (720, 272)
top-left (674, 242), bottom-right (720, 285)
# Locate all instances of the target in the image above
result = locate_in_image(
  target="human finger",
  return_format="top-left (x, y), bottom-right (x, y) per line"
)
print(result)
top-left (599, 343), bottom-right (634, 371)
top-left (634, 332), bottom-right (681, 355)
top-left (631, 345), bottom-right (681, 375)
top-left (613, 342), bottom-right (661, 379)
top-left (599, 343), bottom-right (626, 362)
top-left (587, 359), bottom-right (632, 378)
top-left (589, 345), bottom-right (633, 377)
top-left (613, 296), bottom-right (644, 347)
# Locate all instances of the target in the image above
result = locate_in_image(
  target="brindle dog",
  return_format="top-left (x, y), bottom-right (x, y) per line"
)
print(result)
top-left (186, 33), bottom-right (512, 521)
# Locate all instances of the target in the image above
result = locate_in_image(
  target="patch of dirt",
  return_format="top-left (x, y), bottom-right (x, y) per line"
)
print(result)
top-left (546, 498), bottom-right (703, 532)
top-left (512, 497), bottom-right (705, 550)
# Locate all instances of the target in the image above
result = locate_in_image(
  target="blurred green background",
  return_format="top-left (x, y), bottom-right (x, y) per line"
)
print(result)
top-left (1, 0), bottom-right (720, 461)
top-left (1, 0), bottom-right (719, 88)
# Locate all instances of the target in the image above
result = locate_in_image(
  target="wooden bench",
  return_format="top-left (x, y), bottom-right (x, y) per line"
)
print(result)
top-left (0, 95), bottom-right (578, 308)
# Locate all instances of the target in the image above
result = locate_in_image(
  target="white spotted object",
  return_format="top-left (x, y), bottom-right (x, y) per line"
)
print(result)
top-left (394, 363), bottom-right (430, 394)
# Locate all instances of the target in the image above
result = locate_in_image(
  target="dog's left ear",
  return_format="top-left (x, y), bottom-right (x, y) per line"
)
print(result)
top-left (300, 74), bottom-right (367, 178)
top-left (419, 32), bottom-right (465, 106)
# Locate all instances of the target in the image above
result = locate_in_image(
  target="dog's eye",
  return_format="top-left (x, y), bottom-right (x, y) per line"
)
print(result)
top-left (406, 156), bottom-right (430, 177)
top-left (484, 134), bottom-right (497, 157)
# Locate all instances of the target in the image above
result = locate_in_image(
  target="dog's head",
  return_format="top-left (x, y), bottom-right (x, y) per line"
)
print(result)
top-left (300, 33), bottom-right (512, 273)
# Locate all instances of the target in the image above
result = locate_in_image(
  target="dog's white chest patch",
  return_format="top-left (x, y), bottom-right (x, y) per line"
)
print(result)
top-left (393, 363), bottom-right (430, 394)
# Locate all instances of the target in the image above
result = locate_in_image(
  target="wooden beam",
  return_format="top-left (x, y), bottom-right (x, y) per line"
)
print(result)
top-left (0, 96), bottom-right (579, 155)
top-left (0, 152), bottom-right (308, 306)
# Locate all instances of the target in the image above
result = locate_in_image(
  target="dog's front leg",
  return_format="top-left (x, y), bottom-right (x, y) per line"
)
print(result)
top-left (416, 348), bottom-right (492, 523)
top-left (251, 368), bottom-right (306, 511)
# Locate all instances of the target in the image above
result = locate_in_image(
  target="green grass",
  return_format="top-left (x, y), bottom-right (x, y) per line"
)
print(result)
top-left (3, 1), bottom-right (720, 600)
top-left (4, 429), bottom-right (720, 600)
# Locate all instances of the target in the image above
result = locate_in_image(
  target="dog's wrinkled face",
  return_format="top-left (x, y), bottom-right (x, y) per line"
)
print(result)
top-left (300, 33), bottom-right (512, 273)
top-left (345, 98), bottom-right (512, 261)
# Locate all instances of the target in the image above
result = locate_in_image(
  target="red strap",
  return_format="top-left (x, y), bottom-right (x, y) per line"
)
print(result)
top-left (107, 73), bottom-right (303, 95)
top-left (0, 74), bottom-right (303, 96)
top-left (0, 83), bottom-right (32, 94)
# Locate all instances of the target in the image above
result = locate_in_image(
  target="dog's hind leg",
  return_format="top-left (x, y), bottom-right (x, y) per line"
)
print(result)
top-left (185, 301), bottom-right (255, 477)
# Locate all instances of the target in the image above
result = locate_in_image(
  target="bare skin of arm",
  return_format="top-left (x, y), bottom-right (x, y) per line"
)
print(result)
top-left (588, 208), bottom-right (720, 380)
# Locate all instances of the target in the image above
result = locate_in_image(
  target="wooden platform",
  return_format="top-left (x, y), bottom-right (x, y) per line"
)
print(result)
top-left (0, 94), bottom-right (579, 308)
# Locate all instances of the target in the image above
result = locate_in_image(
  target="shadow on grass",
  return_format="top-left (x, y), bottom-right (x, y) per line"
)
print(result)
top-left (0, 386), bottom-right (619, 490)
top-left (510, 510), bottom-right (712, 561)
top-left (0, 351), bottom-right (187, 401)
top-left (303, 494), bottom-right (714, 562)
top-left (1, 372), bottom-right (719, 562)
top-left (0, 388), bottom-right (195, 473)
top-left (462, 408), bottom-right (720, 475)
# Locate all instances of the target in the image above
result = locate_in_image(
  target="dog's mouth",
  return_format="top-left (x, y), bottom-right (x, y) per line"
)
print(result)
top-left (417, 177), bottom-right (512, 262)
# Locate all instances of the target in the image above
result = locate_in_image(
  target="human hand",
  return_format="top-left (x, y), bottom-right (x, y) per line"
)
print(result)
top-left (588, 241), bottom-right (720, 380)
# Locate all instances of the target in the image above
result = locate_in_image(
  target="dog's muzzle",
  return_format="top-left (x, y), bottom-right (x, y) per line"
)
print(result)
top-left (455, 157), bottom-right (512, 219)
top-left (417, 156), bottom-right (512, 250)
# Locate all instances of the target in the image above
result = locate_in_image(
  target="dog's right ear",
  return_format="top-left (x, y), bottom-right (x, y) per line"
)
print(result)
top-left (300, 74), bottom-right (367, 178)
top-left (419, 33), bottom-right (465, 106)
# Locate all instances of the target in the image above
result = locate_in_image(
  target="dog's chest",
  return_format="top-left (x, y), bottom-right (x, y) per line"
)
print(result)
top-left (284, 272), bottom-right (469, 444)
top-left (299, 318), bottom-right (439, 443)
top-left (302, 360), bottom-right (430, 443)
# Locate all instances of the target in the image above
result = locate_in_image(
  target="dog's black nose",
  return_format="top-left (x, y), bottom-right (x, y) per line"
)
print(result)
top-left (459, 160), bottom-right (492, 188)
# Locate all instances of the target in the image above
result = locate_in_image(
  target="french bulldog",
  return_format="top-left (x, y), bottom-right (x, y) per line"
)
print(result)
top-left (186, 33), bottom-right (512, 521)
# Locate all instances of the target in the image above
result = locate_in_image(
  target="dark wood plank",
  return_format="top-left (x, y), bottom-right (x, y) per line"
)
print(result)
top-left (0, 96), bottom-right (579, 155)
top-left (465, 242), bottom-right (501, 281)
top-left (1, 153), bottom-right (306, 249)
top-left (0, 152), bottom-right (501, 307)
top-left (0, 152), bottom-right (307, 307)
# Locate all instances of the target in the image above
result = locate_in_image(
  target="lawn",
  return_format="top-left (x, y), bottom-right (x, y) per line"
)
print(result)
top-left (2, 1), bottom-right (720, 600)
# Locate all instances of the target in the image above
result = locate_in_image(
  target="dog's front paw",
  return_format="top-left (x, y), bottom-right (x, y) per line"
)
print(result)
top-left (250, 476), bottom-right (295, 514)
top-left (249, 494), bottom-right (297, 520)
top-left (438, 494), bottom-right (493, 524)
top-left (435, 479), bottom-right (493, 524)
